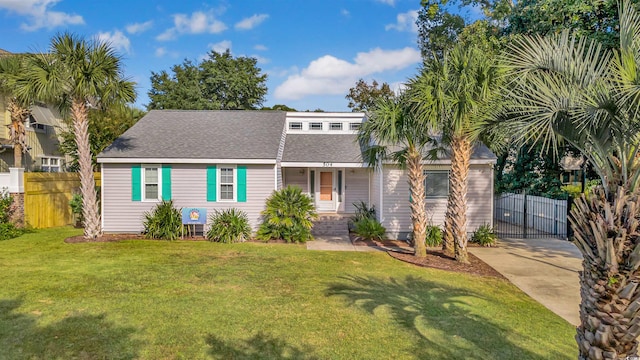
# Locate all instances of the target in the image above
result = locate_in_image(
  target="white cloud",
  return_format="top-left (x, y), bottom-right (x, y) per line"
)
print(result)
top-left (97, 30), bottom-right (131, 54)
top-left (155, 47), bottom-right (166, 57)
top-left (234, 14), bottom-right (268, 30)
top-left (254, 44), bottom-right (268, 51)
top-left (341, 9), bottom-right (350, 17)
top-left (156, 11), bottom-right (227, 41)
top-left (252, 55), bottom-right (269, 64)
top-left (376, 0), bottom-right (395, 5)
top-left (385, 10), bottom-right (418, 33)
top-left (209, 40), bottom-right (232, 53)
top-left (126, 20), bottom-right (153, 34)
top-left (274, 47), bottom-right (421, 100)
top-left (0, 0), bottom-right (84, 31)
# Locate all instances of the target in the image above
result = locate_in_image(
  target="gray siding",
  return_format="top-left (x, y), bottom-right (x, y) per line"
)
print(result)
top-left (381, 164), bottom-right (493, 239)
top-left (345, 168), bottom-right (370, 213)
top-left (283, 168), bottom-right (308, 192)
top-left (102, 163), bottom-right (276, 233)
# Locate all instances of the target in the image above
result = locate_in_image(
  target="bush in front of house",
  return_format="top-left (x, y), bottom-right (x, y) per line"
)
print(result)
top-left (206, 208), bottom-right (252, 243)
top-left (350, 201), bottom-right (376, 223)
top-left (353, 218), bottom-right (386, 241)
top-left (425, 224), bottom-right (443, 247)
top-left (471, 224), bottom-right (498, 247)
top-left (0, 190), bottom-right (27, 241)
top-left (257, 186), bottom-right (317, 243)
top-left (143, 200), bottom-right (182, 240)
top-left (69, 193), bottom-right (83, 226)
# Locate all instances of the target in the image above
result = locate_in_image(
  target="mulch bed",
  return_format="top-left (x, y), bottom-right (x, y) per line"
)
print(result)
top-left (350, 233), bottom-right (505, 279)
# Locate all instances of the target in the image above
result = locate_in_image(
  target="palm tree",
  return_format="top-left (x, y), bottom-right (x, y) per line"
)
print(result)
top-left (18, 33), bottom-right (135, 238)
top-left (409, 44), bottom-right (503, 263)
top-left (358, 96), bottom-right (433, 257)
top-left (501, 1), bottom-right (640, 357)
top-left (0, 54), bottom-right (31, 168)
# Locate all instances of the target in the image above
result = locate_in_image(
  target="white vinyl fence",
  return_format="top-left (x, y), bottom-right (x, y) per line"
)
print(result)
top-left (494, 192), bottom-right (568, 238)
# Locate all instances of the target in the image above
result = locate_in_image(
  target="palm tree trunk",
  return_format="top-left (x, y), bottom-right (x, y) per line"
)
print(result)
top-left (407, 147), bottom-right (427, 258)
top-left (71, 98), bottom-right (101, 239)
top-left (449, 136), bottom-right (471, 264)
top-left (6, 99), bottom-right (28, 168)
top-left (442, 195), bottom-right (456, 256)
top-left (571, 186), bottom-right (640, 359)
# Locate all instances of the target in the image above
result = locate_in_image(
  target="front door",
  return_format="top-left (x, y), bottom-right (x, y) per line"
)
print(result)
top-left (317, 170), bottom-right (335, 211)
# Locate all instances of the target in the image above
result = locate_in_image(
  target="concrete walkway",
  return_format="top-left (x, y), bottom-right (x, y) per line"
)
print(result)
top-left (306, 235), bottom-right (375, 252)
top-left (470, 237), bottom-right (583, 326)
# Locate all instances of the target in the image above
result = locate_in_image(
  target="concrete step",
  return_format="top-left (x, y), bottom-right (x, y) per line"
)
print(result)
top-left (312, 214), bottom-right (352, 236)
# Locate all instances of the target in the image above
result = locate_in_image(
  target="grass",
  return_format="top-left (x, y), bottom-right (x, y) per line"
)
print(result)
top-left (0, 227), bottom-right (576, 359)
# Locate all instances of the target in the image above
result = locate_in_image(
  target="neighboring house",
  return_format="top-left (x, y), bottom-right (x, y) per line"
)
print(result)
top-left (0, 97), bottom-right (67, 172)
top-left (97, 110), bottom-right (497, 238)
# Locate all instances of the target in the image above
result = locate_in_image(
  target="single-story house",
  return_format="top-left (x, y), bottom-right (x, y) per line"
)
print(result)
top-left (97, 110), bottom-right (496, 239)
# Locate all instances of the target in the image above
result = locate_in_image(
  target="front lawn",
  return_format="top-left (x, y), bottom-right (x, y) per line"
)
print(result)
top-left (0, 228), bottom-right (576, 359)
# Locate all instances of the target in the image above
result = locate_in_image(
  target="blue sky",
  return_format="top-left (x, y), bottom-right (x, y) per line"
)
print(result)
top-left (0, 0), bottom-right (480, 111)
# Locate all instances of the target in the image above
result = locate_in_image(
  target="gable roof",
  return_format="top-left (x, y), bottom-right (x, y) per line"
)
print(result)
top-left (282, 134), bottom-right (363, 164)
top-left (98, 110), bottom-right (285, 161)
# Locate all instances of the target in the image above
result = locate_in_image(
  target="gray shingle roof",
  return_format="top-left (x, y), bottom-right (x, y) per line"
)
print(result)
top-left (282, 134), bottom-right (363, 163)
top-left (98, 110), bottom-right (285, 160)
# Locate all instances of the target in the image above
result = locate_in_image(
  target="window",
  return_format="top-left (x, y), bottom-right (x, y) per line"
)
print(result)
top-left (330, 122), bottom-right (343, 130)
top-left (143, 166), bottom-right (160, 200)
top-left (310, 122), bottom-right (323, 130)
top-left (219, 167), bottom-right (235, 201)
top-left (424, 170), bottom-right (449, 197)
top-left (40, 157), bottom-right (62, 172)
top-left (349, 122), bottom-right (361, 130)
top-left (289, 122), bottom-right (302, 130)
top-left (26, 115), bottom-right (46, 132)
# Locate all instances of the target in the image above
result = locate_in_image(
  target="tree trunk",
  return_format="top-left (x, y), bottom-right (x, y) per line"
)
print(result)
top-left (6, 99), bottom-right (28, 168)
top-left (407, 147), bottom-right (428, 258)
top-left (442, 194), bottom-right (456, 256)
top-left (570, 186), bottom-right (640, 359)
top-left (71, 98), bottom-right (101, 239)
top-left (449, 136), bottom-right (471, 264)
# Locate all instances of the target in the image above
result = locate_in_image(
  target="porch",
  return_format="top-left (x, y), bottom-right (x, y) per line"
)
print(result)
top-left (281, 166), bottom-right (370, 214)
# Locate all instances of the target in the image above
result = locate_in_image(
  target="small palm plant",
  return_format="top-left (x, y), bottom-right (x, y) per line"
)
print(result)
top-left (257, 186), bottom-right (317, 243)
top-left (207, 208), bottom-right (252, 243)
top-left (143, 200), bottom-right (182, 240)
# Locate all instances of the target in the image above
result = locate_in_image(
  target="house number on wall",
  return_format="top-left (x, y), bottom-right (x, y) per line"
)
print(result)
top-left (323, 162), bottom-right (333, 167)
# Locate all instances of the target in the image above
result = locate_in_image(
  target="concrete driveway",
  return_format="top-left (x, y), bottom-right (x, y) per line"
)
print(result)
top-left (470, 237), bottom-right (583, 326)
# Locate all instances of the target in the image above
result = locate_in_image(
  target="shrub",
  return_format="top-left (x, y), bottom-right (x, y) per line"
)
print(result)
top-left (353, 218), bottom-right (386, 241)
top-left (0, 222), bottom-right (25, 241)
top-left (257, 186), bottom-right (317, 243)
top-left (471, 224), bottom-right (498, 247)
top-left (143, 200), bottom-right (182, 240)
top-left (207, 209), bottom-right (252, 243)
top-left (350, 201), bottom-right (376, 223)
top-left (0, 190), bottom-right (13, 224)
top-left (425, 224), bottom-right (443, 247)
top-left (69, 193), bottom-right (83, 225)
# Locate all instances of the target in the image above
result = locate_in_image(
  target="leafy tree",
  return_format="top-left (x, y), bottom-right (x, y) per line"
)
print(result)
top-left (499, 1), bottom-right (640, 356)
top-left (345, 79), bottom-right (395, 113)
top-left (59, 105), bottom-right (144, 171)
top-left (358, 96), bottom-right (433, 258)
top-left (506, 0), bottom-right (626, 50)
top-left (260, 104), bottom-right (297, 111)
top-left (148, 50), bottom-right (267, 110)
top-left (20, 33), bottom-right (136, 239)
top-left (495, 142), bottom-right (567, 198)
top-left (0, 54), bottom-right (31, 168)
top-left (409, 43), bottom-right (503, 263)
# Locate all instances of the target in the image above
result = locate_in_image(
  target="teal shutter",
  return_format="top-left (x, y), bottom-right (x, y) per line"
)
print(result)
top-left (131, 165), bottom-right (141, 201)
top-left (162, 165), bottom-right (172, 200)
top-left (237, 166), bottom-right (247, 202)
top-left (207, 166), bottom-right (217, 202)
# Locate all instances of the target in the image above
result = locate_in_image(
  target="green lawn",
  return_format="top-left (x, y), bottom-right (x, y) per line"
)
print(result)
top-left (0, 227), bottom-right (576, 359)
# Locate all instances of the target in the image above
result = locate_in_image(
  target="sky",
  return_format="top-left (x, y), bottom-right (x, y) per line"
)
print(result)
top-left (0, 0), bottom-right (480, 112)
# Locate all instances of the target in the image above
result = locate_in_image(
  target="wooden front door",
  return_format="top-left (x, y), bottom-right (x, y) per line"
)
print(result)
top-left (317, 170), bottom-right (335, 211)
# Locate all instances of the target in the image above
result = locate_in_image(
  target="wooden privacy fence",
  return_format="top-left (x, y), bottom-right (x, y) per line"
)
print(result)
top-left (494, 192), bottom-right (569, 239)
top-left (24, 172), bottom-right (101, 229)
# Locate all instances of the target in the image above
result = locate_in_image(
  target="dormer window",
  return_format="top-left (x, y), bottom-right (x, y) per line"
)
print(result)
top-left (349, 123), bottom-right (361, 130)
top-left (309, 122), bottom-right (323, 130)
top-left (330, 123), bottom-right (343, 130)
top-left (289, 122), bottom-right (302, 130)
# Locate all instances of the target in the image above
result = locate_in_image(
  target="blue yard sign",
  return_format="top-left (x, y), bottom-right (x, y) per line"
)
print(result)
top-left (182, 208), bottom-right (207, 225)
